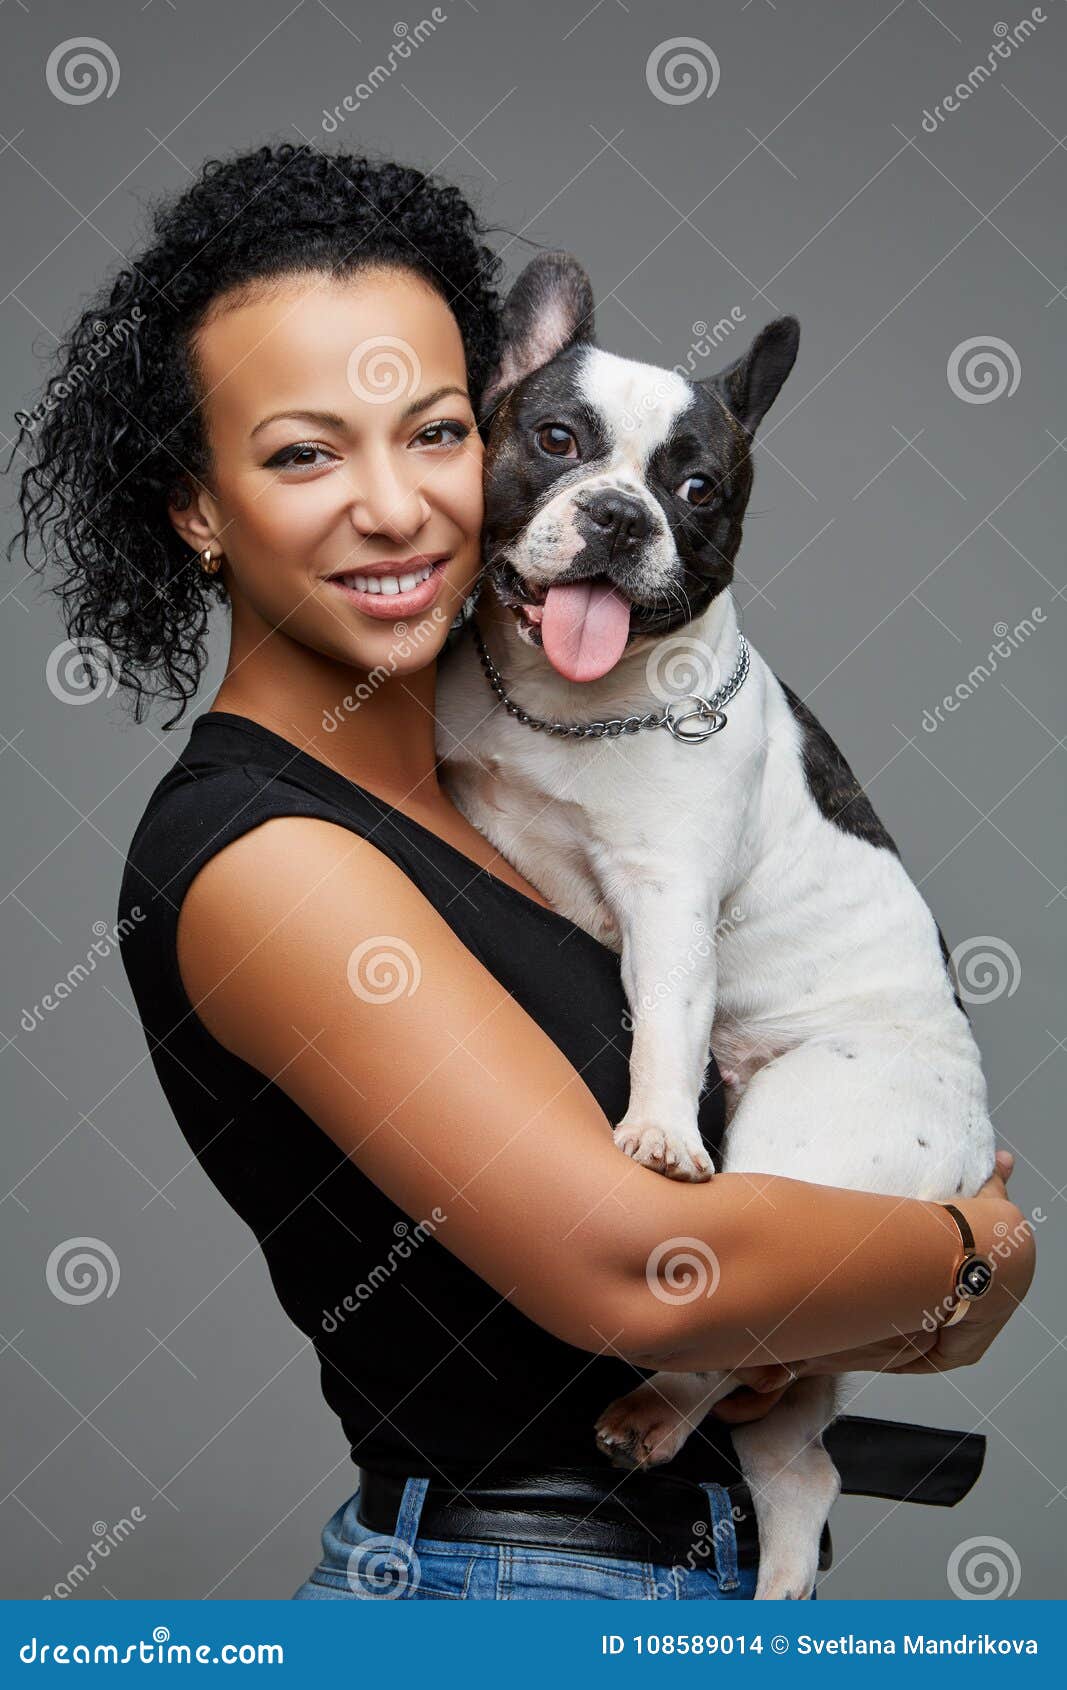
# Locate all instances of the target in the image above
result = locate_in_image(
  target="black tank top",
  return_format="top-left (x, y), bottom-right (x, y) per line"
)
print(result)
top-left (117, 709), bottom-right (735, 1487)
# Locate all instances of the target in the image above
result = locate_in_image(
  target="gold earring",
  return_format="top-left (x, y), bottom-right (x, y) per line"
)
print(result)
top-left (200, 547), bottom-right (223, 575)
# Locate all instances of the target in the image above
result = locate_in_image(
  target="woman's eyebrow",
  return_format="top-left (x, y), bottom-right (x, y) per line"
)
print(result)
top-left (250, 408), bottom-right (346, 439)
top-left (400, 384), bottom-right (471, 420)
top-left (250, 386), bottom-right (470, 439)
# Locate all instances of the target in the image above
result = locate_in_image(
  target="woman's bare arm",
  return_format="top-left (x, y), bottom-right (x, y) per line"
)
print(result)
top-left (177, 815), bottom-right (1033, 1372)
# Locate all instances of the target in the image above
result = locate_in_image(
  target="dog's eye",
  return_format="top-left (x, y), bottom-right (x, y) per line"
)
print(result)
top-left (536, 425), bottom-right (579, 458)
top-left (675, 474), bottom-right (717, 506)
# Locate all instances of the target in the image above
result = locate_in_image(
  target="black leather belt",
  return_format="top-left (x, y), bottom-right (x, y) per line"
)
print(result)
top-left (356, 1416), bottom-right (985, 1575)
top-left (359, 1461), bottom-right (772, 1570)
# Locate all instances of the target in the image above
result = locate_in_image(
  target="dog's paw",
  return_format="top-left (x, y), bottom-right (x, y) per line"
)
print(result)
top-left (612, 1121), bottom-right (714, 1182)
top-left (594, 1385), bottom-right (693, 1470)
top-left (753, 1558), bottom-right (819, 1602)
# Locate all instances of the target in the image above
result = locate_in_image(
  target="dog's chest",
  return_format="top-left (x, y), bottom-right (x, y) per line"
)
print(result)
top-left (436, 643), bottom-right (733, 947)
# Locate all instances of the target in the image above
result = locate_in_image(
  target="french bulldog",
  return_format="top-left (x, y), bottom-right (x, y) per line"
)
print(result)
top-left (435, 253), bottom-right (994, 1600)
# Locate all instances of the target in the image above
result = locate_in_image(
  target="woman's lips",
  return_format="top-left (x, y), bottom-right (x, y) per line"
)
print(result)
top-left (325, 556), bottom-right (450, 620)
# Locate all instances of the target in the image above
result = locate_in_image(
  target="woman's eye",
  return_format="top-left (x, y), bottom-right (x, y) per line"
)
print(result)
top-left (412, 419), bottom-right (471, 448)
top-left (536, 424), bottom-right (579, 459)
top-left (264, 442), bottom-right (336, 471)
top-left (675, 474), bottom-right (717, 506)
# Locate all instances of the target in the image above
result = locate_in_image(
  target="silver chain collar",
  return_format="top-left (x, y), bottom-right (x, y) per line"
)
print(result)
top-left (471, 622), bottom-right (751, 744)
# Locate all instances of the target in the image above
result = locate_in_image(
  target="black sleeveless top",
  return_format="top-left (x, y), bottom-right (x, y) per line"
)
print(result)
top-left (117, 710), bottom-right (737, 1487)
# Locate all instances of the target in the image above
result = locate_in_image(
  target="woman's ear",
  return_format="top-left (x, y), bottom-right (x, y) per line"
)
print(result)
top-left (168, 473), bottom-right (223, 559)
top-left (480, 251), bottom-right (595, 422)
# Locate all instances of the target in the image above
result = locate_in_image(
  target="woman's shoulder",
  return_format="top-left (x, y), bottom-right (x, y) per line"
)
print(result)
top-left (118, 714), bottom-right (401, 940)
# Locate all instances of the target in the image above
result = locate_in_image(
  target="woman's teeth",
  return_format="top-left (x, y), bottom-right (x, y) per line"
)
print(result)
top-left (343, 563), bottom-right (435, 595)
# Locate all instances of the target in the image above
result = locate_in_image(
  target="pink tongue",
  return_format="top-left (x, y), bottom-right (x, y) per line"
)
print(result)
top-left (539, 579), bottom-right (632, 682)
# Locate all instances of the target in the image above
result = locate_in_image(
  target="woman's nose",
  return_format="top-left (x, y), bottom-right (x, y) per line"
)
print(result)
top-left (347, 458), bottom-right (432, 542)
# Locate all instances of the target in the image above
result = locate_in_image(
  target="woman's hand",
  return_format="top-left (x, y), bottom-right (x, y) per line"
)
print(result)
top-left (711, 1150), bottom-right (1034, 1420)
top-left (890, 1150), bottom-right (1035, 1375)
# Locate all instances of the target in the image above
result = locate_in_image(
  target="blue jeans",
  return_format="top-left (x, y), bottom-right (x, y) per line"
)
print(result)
top-left (293, 1474), bottom-right (762, 1600)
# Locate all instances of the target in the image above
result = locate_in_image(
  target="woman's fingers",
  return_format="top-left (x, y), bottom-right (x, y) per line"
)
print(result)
top-left (975, 1147), bottom-right (1015, 1204)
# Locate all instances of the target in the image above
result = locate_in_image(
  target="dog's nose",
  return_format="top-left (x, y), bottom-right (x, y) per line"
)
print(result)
top-left (586, 491), bottom-right (649, 548)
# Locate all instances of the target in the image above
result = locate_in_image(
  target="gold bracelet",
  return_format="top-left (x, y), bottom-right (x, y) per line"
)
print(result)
top-left (941, 1203), bottom-right (995, 1325)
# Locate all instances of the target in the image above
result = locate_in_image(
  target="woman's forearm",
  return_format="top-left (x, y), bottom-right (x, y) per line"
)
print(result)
top-left (601, 1170), bottom-right (1021, 1372)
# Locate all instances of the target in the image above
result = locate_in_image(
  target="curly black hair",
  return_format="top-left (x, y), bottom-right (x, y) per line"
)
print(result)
top-left (7, 142), bottom-right (504, 727)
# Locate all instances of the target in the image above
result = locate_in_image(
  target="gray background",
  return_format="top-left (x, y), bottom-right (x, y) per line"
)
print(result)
top-left (1, 0), bottom-right (1063, 1602)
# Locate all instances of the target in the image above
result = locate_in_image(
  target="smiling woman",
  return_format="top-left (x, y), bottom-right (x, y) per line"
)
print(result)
top-left (8, 141), bottom-right (1031, 1604)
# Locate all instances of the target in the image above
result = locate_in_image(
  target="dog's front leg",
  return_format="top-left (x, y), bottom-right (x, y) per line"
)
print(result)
top-left (613, 888), bottom-right (718, 1182)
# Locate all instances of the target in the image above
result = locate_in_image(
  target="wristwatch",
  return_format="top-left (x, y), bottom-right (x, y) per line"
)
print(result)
top-left (941, 1203), bottom-right (996, 1325)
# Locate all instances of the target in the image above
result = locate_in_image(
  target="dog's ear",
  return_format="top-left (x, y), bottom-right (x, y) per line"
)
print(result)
top-left (705, 316), bottom-right (799, 437)
top-left (479, 252), bottom-right (595, 422)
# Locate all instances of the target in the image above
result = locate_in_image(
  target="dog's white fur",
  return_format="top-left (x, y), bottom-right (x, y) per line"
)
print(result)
top-left (435, 338), bottom-right (994, 1600)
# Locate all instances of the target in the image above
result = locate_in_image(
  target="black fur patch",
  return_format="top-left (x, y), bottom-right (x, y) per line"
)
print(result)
top-left (778, 680), bottom-right (900, 854)
top-left (779, 679), bottom-right (967, 1015)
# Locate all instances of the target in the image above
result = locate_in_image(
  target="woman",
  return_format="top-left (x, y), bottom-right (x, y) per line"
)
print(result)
top-left (10, 142), bottom-right (1033, 1602)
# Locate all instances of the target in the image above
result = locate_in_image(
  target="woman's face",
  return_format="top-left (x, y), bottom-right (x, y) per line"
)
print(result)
top-left (172, 266), bottom-right (484, 676)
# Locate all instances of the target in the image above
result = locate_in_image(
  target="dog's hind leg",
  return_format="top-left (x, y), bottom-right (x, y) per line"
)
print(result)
top-left (731, 1374), bottom-right (842, 1601)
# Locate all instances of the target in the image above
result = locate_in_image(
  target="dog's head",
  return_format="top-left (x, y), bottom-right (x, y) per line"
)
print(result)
top-left (478, 252), bottom-right (799, 682)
